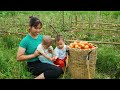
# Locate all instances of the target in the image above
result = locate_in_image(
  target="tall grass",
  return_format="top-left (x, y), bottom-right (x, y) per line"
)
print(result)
top-left (96, 44), bottom-right (120, 78)
top-left (0, 34), bottom-right (33, 79)
top-left (0, 46), bottom-right (33, 79)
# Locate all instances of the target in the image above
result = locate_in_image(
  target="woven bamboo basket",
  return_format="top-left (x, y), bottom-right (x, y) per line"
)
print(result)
top-left (68, 47), bottom-right (97, 79)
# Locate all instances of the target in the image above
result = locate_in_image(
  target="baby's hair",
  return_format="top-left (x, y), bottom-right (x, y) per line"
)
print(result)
top-left (42, 36), bottom-right (52, 45)
top-left (29, 16), bottom-right (42, 28)
top-left (55, 35), bottom-right (64, 42)
top-left (29, 16), bottom-right (33, 18)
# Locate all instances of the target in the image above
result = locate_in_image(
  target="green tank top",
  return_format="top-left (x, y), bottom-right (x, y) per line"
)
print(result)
top-left (19, 34), bottom-right (43, 62)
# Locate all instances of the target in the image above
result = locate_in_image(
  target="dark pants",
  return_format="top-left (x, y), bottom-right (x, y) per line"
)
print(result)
top-left (27, 60), bottom-right (63, 79)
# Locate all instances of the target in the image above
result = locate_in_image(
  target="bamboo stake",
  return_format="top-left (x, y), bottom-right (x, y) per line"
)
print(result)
top-left (62, 11), bottom-right (64, 31)
top-left (75, 15), bottom-right (77, 26)
top-left (70, 22), bottom-right (120, 26)
top-left (62, 53), bottom-right (69, 79)
top-left (0, 30), bottom-right (26, 36)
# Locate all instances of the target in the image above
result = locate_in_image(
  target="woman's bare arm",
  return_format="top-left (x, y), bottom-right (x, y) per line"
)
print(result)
top-left (16, 47), bottom-right (39, 61)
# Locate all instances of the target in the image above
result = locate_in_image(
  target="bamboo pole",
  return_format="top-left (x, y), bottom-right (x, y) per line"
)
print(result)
top-left (0, 30), bottom-right (26, 36)
top-left (0, 30), bottom-right (120, 45)
top-left (64, 28), bottom-right (120, 32)
top-left (70, 22), bottom-right (120, 26)
top-left (65, 39), bottom-right (120, 45)
top-left (64, 30), bottom-right (119, 36)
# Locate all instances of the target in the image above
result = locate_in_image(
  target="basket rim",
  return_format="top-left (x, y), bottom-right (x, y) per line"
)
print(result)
top-left (69, 46), bottom-right (98, 51)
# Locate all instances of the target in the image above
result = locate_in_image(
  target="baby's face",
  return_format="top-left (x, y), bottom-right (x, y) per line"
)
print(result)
top-left (56, 40), bottom-right (64, 49)
top-left (43, 45), bottom-right (50, 49)
top-left (43, 42), bottom-right (51, 49)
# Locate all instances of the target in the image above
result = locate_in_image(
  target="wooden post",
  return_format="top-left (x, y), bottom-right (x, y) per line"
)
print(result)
top-left (70, 16), bottom-right (72, 29)
top-left (62, 11), bottom-right (64, 31)
top-left (75, 15), bottom-right (77, 26)
top-left (96, 11), bottom-right (101, 28)
top-left (88, 12), bottom-right (91, 29)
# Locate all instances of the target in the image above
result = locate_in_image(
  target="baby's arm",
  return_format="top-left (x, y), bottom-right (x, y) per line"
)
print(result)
top-left (49, 46), bottom-right (57, 61)
top-left (66, 45), bottom-right (70, 67)
top-left (66, 45), bottom-right (70, 56)
top-left (41, 52), bottom-right (53, 61)
top-left (53, 47), bottom-right (59, 59)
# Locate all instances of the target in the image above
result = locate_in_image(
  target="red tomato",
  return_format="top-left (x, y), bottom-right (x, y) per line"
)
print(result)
top-left (84, 45), bottom-right (89, 49)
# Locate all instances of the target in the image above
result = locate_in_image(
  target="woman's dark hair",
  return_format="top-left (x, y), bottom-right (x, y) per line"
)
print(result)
top-left (29, 16), bottom-right (42, 28)
top-left (55, 35), bottom-right (64, 42)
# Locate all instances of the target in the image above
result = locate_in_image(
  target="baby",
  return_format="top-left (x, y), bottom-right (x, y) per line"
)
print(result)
top-left (36, 35), bottom-right (56, 65)
top-left (54, 35), bottom-right (69, 69)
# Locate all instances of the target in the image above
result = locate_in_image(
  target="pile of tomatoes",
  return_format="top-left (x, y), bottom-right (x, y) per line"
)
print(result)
top-left (69, 40), bottom-right (96, 49)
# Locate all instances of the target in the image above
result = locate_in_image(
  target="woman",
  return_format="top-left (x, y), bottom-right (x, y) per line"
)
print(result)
top-left (16, 16), bottom-right (63, 79)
